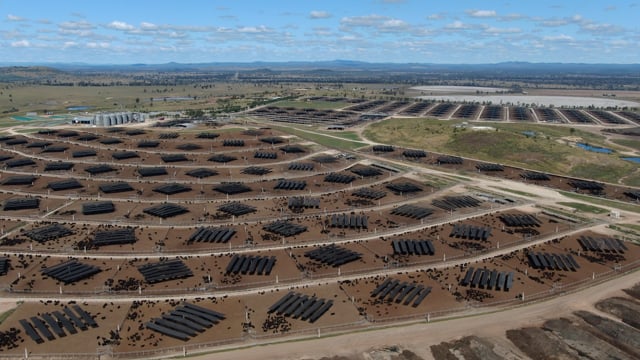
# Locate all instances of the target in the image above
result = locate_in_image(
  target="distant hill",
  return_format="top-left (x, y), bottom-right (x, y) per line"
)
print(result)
top-left (1, 60), bottom-right (639, 74)
top-left (0, 66), bottom-right (67, 82)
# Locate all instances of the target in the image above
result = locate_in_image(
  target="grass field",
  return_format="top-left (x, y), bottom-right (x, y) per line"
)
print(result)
top-left (610, 138), bottom-right (640, 152)
top-left (271, 125), bottom-right (368, 151)
top-left (364, 118), bottom-right (640, 185)
top-left (559, 191), bottom-right (640, 213)
top-left (557, 202), bottom-right (609, 214)
top-left (316, 130), bottom-right (363, 141)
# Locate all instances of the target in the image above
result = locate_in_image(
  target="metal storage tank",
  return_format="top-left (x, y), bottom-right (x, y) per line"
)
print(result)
top-left (117, 113), bottom-right (124, 124)
top-left (95, 114), bottom-right (105, 127)
top-left (107, 115), bottom-right (114, 126)
top-left (124, 113), bottom-right (131, 123)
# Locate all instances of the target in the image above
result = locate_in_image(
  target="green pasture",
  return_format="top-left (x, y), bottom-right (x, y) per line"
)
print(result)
top-left (363, 118), bottom-right (640, 185)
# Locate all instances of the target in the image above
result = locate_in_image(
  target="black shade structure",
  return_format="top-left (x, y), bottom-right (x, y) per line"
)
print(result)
top-left (24, 223), bottom-right (73, 243)
top-left (324, 173), bottom-right (356, 184)
top-left (145, 302), bottom-right (225, 341)
top-left (372, 145), bottom-right (394, 152)
top-left (84, 165), bottom-right (115, 175)
top-left (390, 204), bottom-right (434, 219)
top-left (44, 162), bottom-right (74, 171)
top-left (112, 151), bottom-right (139, 160)
top-left (225, 255), bottom-right (276, 275)
top-left (19, 305), bottom-right (97, 344)
top-left (138, 259), bottom-right (193, 284)
top-left (48, 179), bottom-right (83, 191)
top-left (218, 202), bottom-right (256, 216)
top-left (287, 196), bottom-right (320, 210)
top-left (267, 292), bottom-right (333, 323)
top-left (274, 179), bottom-right (306, 190)
top-left (143, 203), bottom-right (189, 218)
top-left (5, 158), bottom-right (36, 168)
top-left (242, 166), bottom-right (272, 175)
top-left (288, 162), bottom-right (314, 171)
top-left (186, 168), bottom-right (218, 178)
top-left (92, 228), bottom-right (136, 247)
top-left (208, 154), bottom-right (237, 163)
top-left (391, 239), bottom-right (435, 256)
top-left (82, 201), bottom-right (115, 215)
top-left (188, 227), bottom-right (236, 244)
top-left (432, 196), bottom-right (481, 211)
top-left (352, 188), bottom-right (386, 200)
top-left (153, 183), bottom-right (192, 195)
top-left (263, 220), bottom-right (307, 237)
top-left (161, 154), bottom-right (189, 163)
top-left (386, 182), bottom-right (422, 194)
top-left (3, 198), bottom-right (39, 211)
top-left (41, 260), bottom-right (101, 284)
top-left (72, 150), bottom-right (97, 158)
top-left (214, 183), bottom-right (252, 195)
top-left (2, 175), bottom-right (37, 185)
top-left (41, 146), bottom-right (68, 153)
top-left (304, 244), bottom-right (361, 267)
top-left (137, 167), bottom-right (167, 177)
top-left (371, 279), bottom-right (432, 307)
top-left (99, 182), bottom-right (134, 194)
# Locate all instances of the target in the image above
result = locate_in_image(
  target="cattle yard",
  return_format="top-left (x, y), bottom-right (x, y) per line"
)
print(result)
top-left (0, 124), bottom-right (637, 358)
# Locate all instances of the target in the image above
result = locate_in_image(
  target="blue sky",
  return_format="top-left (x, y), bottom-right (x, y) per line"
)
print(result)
top-left (1, 0), bottom-right (638, 64)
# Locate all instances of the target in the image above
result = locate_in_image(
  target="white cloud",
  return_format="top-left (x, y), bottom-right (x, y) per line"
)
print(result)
top-left (62, 41), bottom-right (78, 48)
top-left (140, 22), bottom-right (158, 30)
top-left (107, 21), bottom-right (135, 31)
top-left (341, 14), bottom-right (387, 27)
top-left (543, 34), bottom-right (573, 41)
top-left (427, 13), bottom-right (445, 20)
top-left (86, 42), bottom-right (110, 49)
top-left (445, 20), bottom-right (471, 30)
top-left (484, 26), bottom-right (521, 34)
top-left (340, 14), bottom-right (411, 33)
top-left (309, 11), bottom-right (331, 19)
top-left (11, 40), bottom-right (30, 47)
top-left (466, 10), bottom-right (497, 18)
top-left (59, 20), bottom-right (94, 30)
top-left (237, 26), bottom-right (272, 33)
top-left (7, 14), bottom-right (26, 21)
